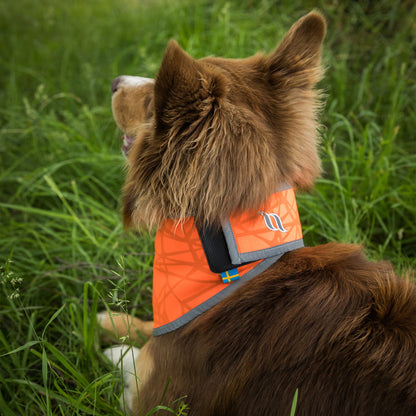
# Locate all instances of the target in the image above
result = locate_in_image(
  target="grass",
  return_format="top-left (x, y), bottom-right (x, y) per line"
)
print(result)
top-left (0, 0), bottom-right (415, 414)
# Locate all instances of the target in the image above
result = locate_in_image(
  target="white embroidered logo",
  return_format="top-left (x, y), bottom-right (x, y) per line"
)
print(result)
top-left (259, 212), bottom-right (288, 232)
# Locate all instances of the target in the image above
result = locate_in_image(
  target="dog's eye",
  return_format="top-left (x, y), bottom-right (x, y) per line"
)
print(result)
top-left (145, 109), bottom-right (154, 120)
top-left (144, 94), bottom-right (154, 120)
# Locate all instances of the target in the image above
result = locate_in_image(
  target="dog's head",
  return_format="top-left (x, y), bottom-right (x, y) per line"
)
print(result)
top-left (112, 12), bottom-right (326, 230)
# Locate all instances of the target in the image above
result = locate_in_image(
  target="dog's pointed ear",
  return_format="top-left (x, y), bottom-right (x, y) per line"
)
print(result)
top-left (269, 11), bottom-right (326, 87)
top-left (154, 40), bottom-right (226, 133)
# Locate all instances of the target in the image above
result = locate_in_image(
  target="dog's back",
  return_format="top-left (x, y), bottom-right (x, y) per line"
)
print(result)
top-left (135, 244), bottom-right (416, 415)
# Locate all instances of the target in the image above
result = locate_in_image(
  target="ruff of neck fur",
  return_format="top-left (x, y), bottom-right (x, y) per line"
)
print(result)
top-left (152, 186), bottom-right (303, 336)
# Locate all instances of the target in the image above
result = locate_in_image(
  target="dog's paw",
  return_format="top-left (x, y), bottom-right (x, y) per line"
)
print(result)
top-left (97, 310), bottom-right (154, 342)
top-left (97, 310), bottom-right (110, 327)
top-left (97, 310), bottom-right (135, 342)
top-left (97, 310), bottom-right (120, 343)
top-left (104, 344), bottom-right (140, 413)
top-left (104, 344), bottom-right (140, 379)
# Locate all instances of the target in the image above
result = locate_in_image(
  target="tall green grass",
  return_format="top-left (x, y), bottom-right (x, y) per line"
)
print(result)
top-left (1, 0), bottom-right (415, 414)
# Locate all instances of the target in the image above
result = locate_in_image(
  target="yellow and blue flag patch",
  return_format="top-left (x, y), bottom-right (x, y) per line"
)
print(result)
top-left (220, 268), bottom-right (240, 283)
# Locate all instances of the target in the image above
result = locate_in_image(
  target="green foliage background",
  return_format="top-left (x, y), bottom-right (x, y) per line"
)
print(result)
top-left (0, 0), bottom-right (415, 414)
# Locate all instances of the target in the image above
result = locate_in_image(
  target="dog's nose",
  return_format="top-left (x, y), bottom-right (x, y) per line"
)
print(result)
top-left (112, 77), bottom-right (122, 93)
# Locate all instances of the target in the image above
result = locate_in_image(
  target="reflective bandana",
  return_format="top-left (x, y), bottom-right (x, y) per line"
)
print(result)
top-left (152, 186), bottom-right (303, 336)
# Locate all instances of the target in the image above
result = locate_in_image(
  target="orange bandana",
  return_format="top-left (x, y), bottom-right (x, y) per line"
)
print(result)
top-left (152, 186), bottom-right (303, 336)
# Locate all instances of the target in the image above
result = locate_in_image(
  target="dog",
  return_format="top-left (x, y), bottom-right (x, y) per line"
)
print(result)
top-left (99, 11), bottom-right (416, 415)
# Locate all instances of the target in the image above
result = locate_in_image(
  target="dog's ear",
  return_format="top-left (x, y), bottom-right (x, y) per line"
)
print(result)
top-left (269, 11), bottom-right (326, 87)
top-left (154, 40), bottom-right (226, 133)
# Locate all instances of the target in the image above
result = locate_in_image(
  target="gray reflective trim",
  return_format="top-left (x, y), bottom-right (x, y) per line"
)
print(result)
top-left (221, 219), bottom-right (241, 264)
top-left (276, 183), bottom-right (291, 192)
top-left (152, 245), bottom-right (303, 337)
top-left (222, 216), bottom-right (303, 265)
top-left (221, 184), bottom-right (297, 265)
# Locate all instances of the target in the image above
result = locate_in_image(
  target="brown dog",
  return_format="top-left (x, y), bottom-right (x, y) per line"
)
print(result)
top-left (99, 12), bottom-right (416, 415)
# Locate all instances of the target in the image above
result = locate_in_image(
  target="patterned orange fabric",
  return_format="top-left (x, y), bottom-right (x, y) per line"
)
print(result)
top-left (153, 187), bottom-right (302, 331)
top-left (229, 188), bottom-right (303, 256)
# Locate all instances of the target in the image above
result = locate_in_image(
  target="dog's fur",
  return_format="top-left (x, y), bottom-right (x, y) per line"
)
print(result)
top-left (100, 12), bottom-right (416, 415)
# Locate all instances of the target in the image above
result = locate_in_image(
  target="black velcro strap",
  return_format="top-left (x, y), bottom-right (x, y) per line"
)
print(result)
top-left (197, 224), bottom-right (252, 273)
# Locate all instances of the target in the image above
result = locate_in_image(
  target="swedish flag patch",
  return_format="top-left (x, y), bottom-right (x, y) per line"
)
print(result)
top-left (220, 268), bottom-right (240, 283)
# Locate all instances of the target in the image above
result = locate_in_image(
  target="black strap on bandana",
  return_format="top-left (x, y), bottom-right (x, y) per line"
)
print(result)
top-left (196, 186), bottom-right (304, 276)
top-left (197, 225), bottom-right (252, 273)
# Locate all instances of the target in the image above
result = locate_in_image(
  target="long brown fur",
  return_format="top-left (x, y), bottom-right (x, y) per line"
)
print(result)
top-left (120, 12), bottom-right (325, 230)
top-left (104, 11), bottom-right (416, 415)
